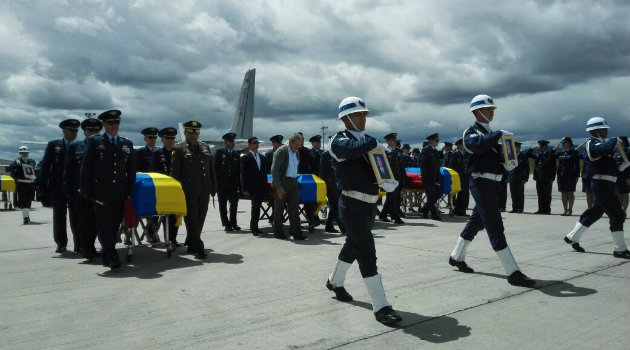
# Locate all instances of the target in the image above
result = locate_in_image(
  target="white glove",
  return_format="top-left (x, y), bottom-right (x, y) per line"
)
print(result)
top-left (375, 143), bottom-right (391, 153)
top-left (500, 130), bottom-right (514, 136)
top-left (503, 161), bottom-right (517, 171)
top-left (379, 180), bottom-right (399, 193)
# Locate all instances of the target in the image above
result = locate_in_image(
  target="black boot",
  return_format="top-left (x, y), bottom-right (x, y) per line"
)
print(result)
top-left (326, 279), bottom-right (353, 302)
top-left (564, 237), bottom-right (585, 252)
top-left (374, 306), bottom-right (402, 325)
top-left (507, 270), bottom-right (536, 287)
top-left (449, 256), bottom-right (474, 273)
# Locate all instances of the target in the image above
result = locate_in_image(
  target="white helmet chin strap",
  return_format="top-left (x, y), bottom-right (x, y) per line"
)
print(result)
top-left (344, 115), bottom-right (363, 132)
top-left (477, 110), bottom-right (492, 124)
top-left (594, 130), bottom-right (607, 142)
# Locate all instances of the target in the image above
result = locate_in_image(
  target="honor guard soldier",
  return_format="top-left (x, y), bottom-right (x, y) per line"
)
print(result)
top-left (507, 142), bottom-right (529, 213)
top-left (555, 137), bottom-right (581, 216)
top-left (326, 96), bottom-right (402, 325)
top-left (150, 127), bottom-right (181, 246)
top-left (379, 133), bottom-right (404, 224)
top-left (63, 118), bottom-right (103, 259)
top-left (80, 110), bottom-right (135, 270)
top-left (171, 121), bottom-right (217, 259)
top-left (214, 132), bottom-right (241, 232)
top-left (240, 137), bottom-right (269, 236)
top-left (525, 140), bottom-right (557, 214)
top-left (447, 138), bottom-right (469, 216)
top-left (39, 118), bottom-right (81, 253)
top-left (564, 117), bottom-right (630, 259)
top-left (448, 94), bottom-right (535, 287)
top-left (8, 146), bottom-right (37, 224)
top-left (319, 138), bottom-right (345, 233)
top-left (420, 133), bottom-right (442, 220)
top-left (136, 127), bottom-right (161, 243)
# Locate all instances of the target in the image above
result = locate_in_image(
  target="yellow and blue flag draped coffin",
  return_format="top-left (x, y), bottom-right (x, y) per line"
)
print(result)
top-left (405, 167), bottom-right (461, 195)
top-left (0, 175), bottom-right (16, 192)
top-left (266, 173), bottom-right (327, 213)
top-left (131, 173), bottom-right (187, 226)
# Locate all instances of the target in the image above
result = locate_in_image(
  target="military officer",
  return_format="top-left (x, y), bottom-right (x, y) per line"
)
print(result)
top-left (326, 96), bottom-right (402, 325)
top-left (448, 94), bottom-right (535, 287)
top-left (8, 146), bottom-right (37, 224)
top-left (240, 136), bottom-right (269, 236)
top-left (264, 135), bottom-right (283, 223)
top-left (150, 127), bottom-right (180, 246)
top-left (214, 132), bottom-right (241, 232)
top-left (507, 141), bottom-right (529, 213)
top-left (526, 140), bottom-right (557, 214)
top-left (564, 117), bottom-right (629, 259)
top-left (447, 138), bottom-right (469, 216)
top-left (309, 135), bottom-right (324, 175)
top-left (555, 137), bottom-right (581, 216)
top-left (379, 133), bottom-right (404, 224)
top-left (39, 118), bottom-right (81, 253)
top-left (80, 110), bottom-right (135, 270)
top-left (401, 143), bottom-right (413, 168)
top-left (319, 140), bottom-right (344, 233)
top-left (135, 126), bottom-right (161, 243)
top-left (440, 141), bottom-right (454, 166)
top-left (171, 121), bottom-right (217, 259)
top-left (411, 148), bottom-right (420, 167)
top-left (63, 118), bottom-right (102, 259)
top-left (420, 133), bottom-right (442, 220)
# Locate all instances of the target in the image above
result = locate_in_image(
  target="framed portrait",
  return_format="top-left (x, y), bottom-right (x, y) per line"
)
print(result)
top-left (368, 148), bottom-right (395, 184)
top-left (22, 163), bottom-right (36, 180)
top-left (501, 134), bottom-right (518, 168)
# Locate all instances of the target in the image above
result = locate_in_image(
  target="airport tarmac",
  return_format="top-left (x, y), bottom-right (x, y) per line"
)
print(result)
top-left (0, 181), bottom-right (628, 350)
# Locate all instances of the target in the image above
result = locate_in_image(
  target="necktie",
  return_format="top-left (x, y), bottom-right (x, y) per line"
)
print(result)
top-left (255, 153), bottom-right (260, 169)
top-left (112, 137), bottom-right (117, 147)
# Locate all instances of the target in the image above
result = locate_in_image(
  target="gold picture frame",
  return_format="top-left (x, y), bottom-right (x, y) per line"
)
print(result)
top-left (368, 148), bottom-right (395, 184)
top-left (501, 134), bottom-right (518, 168)
top-left (22, 163), bottom-right (36, 180)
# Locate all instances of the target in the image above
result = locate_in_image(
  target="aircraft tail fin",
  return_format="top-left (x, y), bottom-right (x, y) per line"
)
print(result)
top-left (227, 68), bottom-right (255, 140)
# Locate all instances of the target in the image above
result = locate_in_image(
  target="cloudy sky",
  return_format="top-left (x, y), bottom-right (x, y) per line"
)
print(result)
top-left (1, 0), bottom-right (628, 161)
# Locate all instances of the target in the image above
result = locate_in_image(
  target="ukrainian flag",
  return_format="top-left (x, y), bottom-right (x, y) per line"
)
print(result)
top-left (0, 175), bottom-right (16, 192)
top-left (131, 173), bottom-right (187, 226)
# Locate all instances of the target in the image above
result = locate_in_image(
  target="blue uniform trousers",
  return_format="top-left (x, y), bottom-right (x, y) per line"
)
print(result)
top-left (509, 182), bottom-right (525, 212)
top-left (217, 189), bottom-right (238, 227)
top-left (338, 195), bottom-right (378, 278)
top-left (536, 180), bottom-right (553, 213)
top-left (93, 201), bottom-right (123, 265)
top-left (579, 180), bottom-right (625, 231)
top-left (460, 177), bottom-right (508, 251)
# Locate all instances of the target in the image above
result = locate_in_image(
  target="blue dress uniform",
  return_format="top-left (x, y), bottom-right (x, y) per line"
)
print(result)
top-left (555, 142), bottom-right (580, 193)
top-left (8, 148), bottom-right (36, 223)
top-left (326, 96), bottom-right (401, 325)
top-left (525, 141), bottom-right (556, 214)
top-left (420, 134), bottom-right (441, 220)
top-left (308, 135), bottom-right (323, 176)
top-left (379, 133), bottom-right (404, 223)
top-left (447, 141), bottom-right (469, 216)
top-left (80, 111), bottom-right (135, 269)
top-left (449, 94), bottom-right (535, 287)
top-left (39, 119), bottom-right (81, 253)
top-left (150, 127), bottom-right (180, 245)
top-left (319, 149), bottom-right (344, 233)
top-left (565, 119), bottom-right (629, 258)
top-left (63, 118), bottom-right (102, 259)
top-left (507, 146), bottom-right (529, 213)
top-left (214, 133), bottom-right (241, 231)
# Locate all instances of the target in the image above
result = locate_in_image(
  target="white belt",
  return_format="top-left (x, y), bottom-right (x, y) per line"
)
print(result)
top-left (471, 172), bottom-right (502, 182)
top-left (342, 190), bottom-right (379, 203)
top-left (16, 179), bottom-right (34, 183)
top-left (592, 174), bottom-right (617, 182)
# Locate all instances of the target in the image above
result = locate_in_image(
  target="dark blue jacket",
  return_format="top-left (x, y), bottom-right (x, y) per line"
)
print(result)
top-left (421, 145), bottom-right (441, 185)
top-left (526, 147), bottom-right (556, 181)
top-left (214, 147), bottom-right (240, 191)
top-left (39, 139), bottom-right (71, 194)
top-left (63, 139), bottom-right (89, 197)
top-left (330, 130), bottom-right (378, 195)
top-left (585, 137), bottom-right (619, 177)
top-left (150, 147), bottom-right (173, 175)
top-left (462, 122), bottom-right (504, 175)
top-left (555, 147), bottom-right (580, 180)
top-left (80, 135), bottom-right (136, 203)
top-left (507, 151), bottom-right (530, 184)
top-left (135, 145), bottom-right (157, 173)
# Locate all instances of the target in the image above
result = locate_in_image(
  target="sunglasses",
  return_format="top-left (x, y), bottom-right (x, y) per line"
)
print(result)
top-left (105, 120), bottom-right (120, 125)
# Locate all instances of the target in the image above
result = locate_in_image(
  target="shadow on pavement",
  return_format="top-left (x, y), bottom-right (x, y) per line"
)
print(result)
top-left (475, 271), bottom-right (598, 297)
top-left (349, 300), bottom-right (471, 343)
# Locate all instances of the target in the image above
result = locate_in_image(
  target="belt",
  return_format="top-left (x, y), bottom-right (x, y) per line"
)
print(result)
top-left (342, 190), bottom-right (379, 203)
top-left (592, 174), bottom-right (617, 182)
top-left (471, 172), bottom-right (502, 181)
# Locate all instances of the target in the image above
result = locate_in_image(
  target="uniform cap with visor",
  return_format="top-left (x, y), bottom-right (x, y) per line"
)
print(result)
top-left (338, 96), bottom-right (370, 119)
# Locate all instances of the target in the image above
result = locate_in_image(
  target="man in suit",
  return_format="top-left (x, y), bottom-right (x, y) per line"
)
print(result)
top-left (421, 133), bottom-right (442, 220)
top-left (171, 121), bottom-right (217, 259)
top-left (271, 133), bottom-right (306, 240)
top-left (264, 135), bottom-right (283, 224)
top-left (447, 138), bottom-right (469, 216)
top-left (215, 132), bottom-right (241, 232)
top-left (39, 118), bottom-right (81, 253)
top-left (63, 118), bottom-right (102, 260)
top-left (80, 110), bottom-right (135, 270)
top-left (241, 137), bottom-right (269, 236)
top-left (135, 127), bottom-right (161, 243)
top-left (526, 140), bottom-right (557, 214)
top-left (150, 127), bottom-right (180, 246)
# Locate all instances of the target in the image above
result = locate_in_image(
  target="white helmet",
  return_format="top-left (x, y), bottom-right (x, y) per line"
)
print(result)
top-left (585, 117), bottom-right (610, 131)
top-left (337, 96), bottom-right (370, 119)
top-left (18, 146), bottom-right (29, 153)
top-left (470, 94), bottom-right (496, 112)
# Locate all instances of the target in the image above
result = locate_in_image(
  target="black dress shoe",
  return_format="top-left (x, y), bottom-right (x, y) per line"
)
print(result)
top-left (171, 240), bottom-right (181, 247)
top-left (564, 237), bottom-right (585, 252)
top-left (379, 216), bottom-right (391, 222)
top-left (55, 246), bottom-right (67, 253)
top-left (449, 256), bottom-right (474, 273)
top-left (400, 212), bottom-right (407, 218)
top-left (326, 279), bottom-right (353, 302)
top-left (224, 226), bottom-right (234, 232)
top-left (308, 222), bottom-right (315, 233)
top-left (430, 215), bottom-right (442, 221)
top-left (508, 210), bottom-right (517, 213)
top-left (232, 225), bottom-right (241, 231)
top-left (394, 218), bottom-right (405, 224)
top-left (110, 261), bottom-right (121, 270)
top-left (251, 229), bottom-right (263, 236)
top-left (23, 217), bottom-right (29, 225)
top-left (195, 251), bottom-right (208, 259)
top-left (274, 232), bottom-right (288, 240)
top-left (187, 247), bottom-right (197, 254)
top-left (613, 250), bottom-right (630, 259)
top-left (374, 306), bottom-right (402, 325)
top-left (325, 227), bottom-right (339, 233)
top-left (293, 233), bottom-right (307, 241)
top-left (507, 270), bottom-right (536, 287)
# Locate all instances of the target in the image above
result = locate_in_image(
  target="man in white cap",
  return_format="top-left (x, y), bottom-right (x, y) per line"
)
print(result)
top-left (325, 96), bottom-right (402, 325)
top-left (8, 146), bottom-right (37, 224)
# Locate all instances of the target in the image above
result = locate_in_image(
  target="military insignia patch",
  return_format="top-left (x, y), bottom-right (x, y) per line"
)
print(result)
top-left (122, 145), bottom-right (130, 154)
top-left (54, 145), bottom-right (61, 153)
top-left (192, 121), bottom-right (198, 127)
